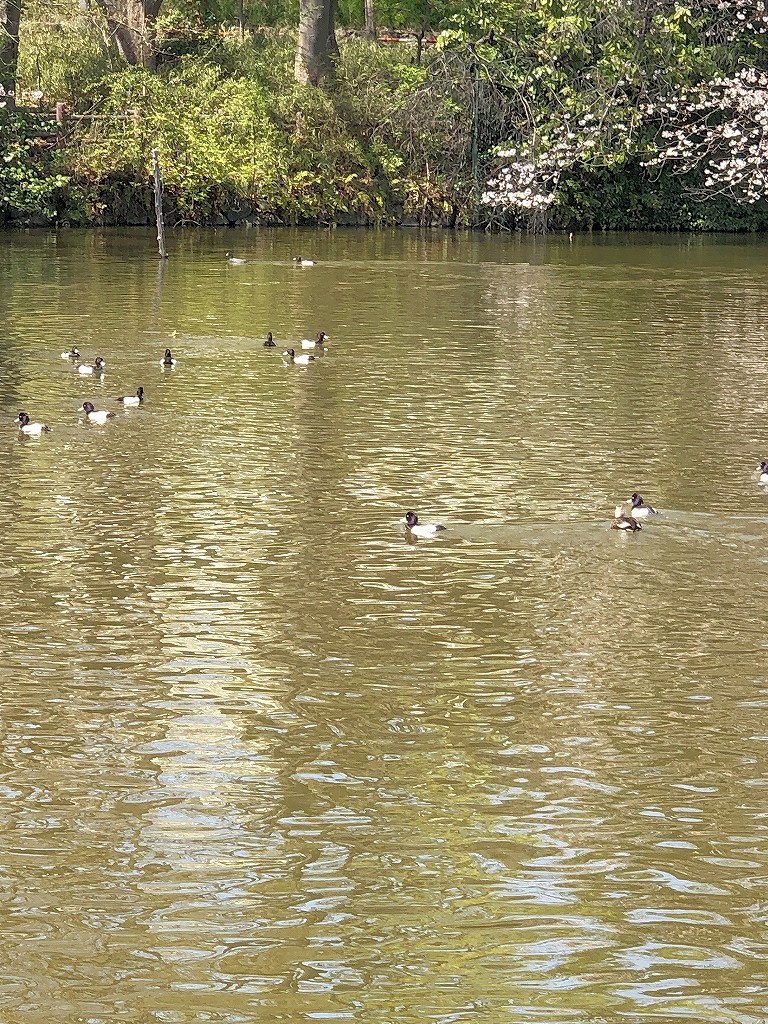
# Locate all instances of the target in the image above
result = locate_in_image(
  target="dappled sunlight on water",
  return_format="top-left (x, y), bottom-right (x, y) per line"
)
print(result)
top-left (1, 228), bottom-right (768, 1022)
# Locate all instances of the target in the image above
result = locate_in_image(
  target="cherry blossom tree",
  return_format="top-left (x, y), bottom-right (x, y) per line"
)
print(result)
top-left (643, 69), bottom-right (768, 203)
top-left (474, 0), bottom-right (768, 226)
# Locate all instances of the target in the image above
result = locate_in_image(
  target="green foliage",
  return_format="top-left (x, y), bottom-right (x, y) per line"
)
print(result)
top-left (50, 32), bottom-right (474, 225)
top-left (8, 0), bottom-right (768, 230)
top-left (17, 0), bottom-right (112, 103)
top-left (338, 0), bottom-right (460, 31)
top-left (553, 161), bottom-right (768, 231)
top-left (0, 113), bottom-right (72, 224)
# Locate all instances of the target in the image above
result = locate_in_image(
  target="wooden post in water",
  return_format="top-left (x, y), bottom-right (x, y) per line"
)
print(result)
top-left (152, 148), bottom-right (168, 260)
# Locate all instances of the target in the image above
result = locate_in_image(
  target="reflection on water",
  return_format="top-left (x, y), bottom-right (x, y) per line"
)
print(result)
top-left (1, 228), bottom-right (768, 1022)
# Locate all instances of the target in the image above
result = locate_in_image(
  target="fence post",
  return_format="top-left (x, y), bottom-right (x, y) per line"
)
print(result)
top-left (152, 148), bottom-right (168, 259)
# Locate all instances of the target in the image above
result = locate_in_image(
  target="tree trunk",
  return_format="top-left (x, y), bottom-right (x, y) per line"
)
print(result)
top-left (363, 0), bottom-right (375, 41)
top-left (95, 0), bottom-right (162, 70)
top-left (0, 0), bottom-right (22, 109)
top-left (295, 0), bottom-right (338, 86)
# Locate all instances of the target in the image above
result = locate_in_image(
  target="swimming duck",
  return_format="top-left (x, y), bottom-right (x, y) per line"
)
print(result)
top-left (627, 492), bottom-right (659, 518)
top-left (612, 504), bottom-right (642, 532)
top-left (81, 401), bottom-right (115, 425)
top-left (17, 412), bottom-right (50, 435)
top-left (78, 356), bottom-right (106, 375)
top-left (226, 252), bottom-right (246, 265)
top-left (402, 511), bottom-right (447, 537)
top-left (117, 387), bottom-right (144, 407)
top-left (264, 332), bottom-right (277, 348)
top-left (301, 331), bottom-right (328, 350)
top-left (757, 461), bottom-right (768, 483)
top-left (283, 348), bottom-right (315, 366)
top-left (161, 348), bottom-right (177, 367)
top-left (293, 255), bottom-right (315, 267)
top-left (60, 347), bottom-right (81, 360)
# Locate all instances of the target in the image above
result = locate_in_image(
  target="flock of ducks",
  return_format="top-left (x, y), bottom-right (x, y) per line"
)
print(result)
top-left (227, 252), bottom-right (326, 363)
top-left (15, 325), bottom-right (330, 437)
top-left (264, 330), bottom-right (329, 366)
top-left (14, 347), bottom-right (175, 434)
top-left (226, 252), bottom-right (315, 268)
top-left (22, 312), bottom-right (764, 543)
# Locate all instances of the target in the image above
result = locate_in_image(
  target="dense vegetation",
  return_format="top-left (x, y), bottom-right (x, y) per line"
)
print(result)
top-left (3, 0), bottom-right (768, 231)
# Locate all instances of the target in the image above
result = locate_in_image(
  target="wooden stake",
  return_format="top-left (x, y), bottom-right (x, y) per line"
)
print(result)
top-left (152, 148), bottom-right (168, 259)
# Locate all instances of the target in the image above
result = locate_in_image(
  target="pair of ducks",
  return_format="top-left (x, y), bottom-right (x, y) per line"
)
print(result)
top-left (17, 389), bottom-right (146, 433)
top-left (612, 493), bottom-right (659, 532)
top-left (61, 349), bottom-right (106, 375)
top-left (263, 331), bottom-right (328, 365)
top-left (226, 253), bottom-right (315, 267)
top-left (264, 331), bottom-right (327, 350)
top-left (83, 386), bottom-right (146, 423)
top-left (84, 378), bottom-right (146, 422)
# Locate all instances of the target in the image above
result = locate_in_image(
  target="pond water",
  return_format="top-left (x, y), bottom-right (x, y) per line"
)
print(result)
top-left (1, 226), bottom-right (768, 1023)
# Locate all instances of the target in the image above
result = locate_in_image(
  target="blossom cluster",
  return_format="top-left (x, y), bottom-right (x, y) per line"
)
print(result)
top-left (710, 0), bottom-right (768, 39)
top-left (482, 156), bottom-right (560, 211)
top-left (642, 67), bottom-right (768, 203)
top-left (483, 60), bottom-right (768, 218)
top-left (482, 115), bottom-right (604, 215)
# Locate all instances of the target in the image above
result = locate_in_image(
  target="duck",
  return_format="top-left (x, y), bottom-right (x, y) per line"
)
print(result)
top-left (77, 356), bottom-right (106, 375)
top-left (283, 348), bottom-right (315, 366)
top-left (226, 252), bottom-right (247, 265)
top-left (402, 511), bottom-right (447, 537)
top-left (81, 401), bottom-right (115, 425)
top-left (161, 348), bottom-right (177, 367)
top-left (293, 255), bottom-right (315, 267)
top-left (612, 504), bottom-right (642, 532)
top-left (757, 461), bottom-right (768, 483)
top-left (264, 332), bottom-right (277, 348)
top-left (117, 387), bottom-right (144, 407)
top-left (17, 412), bottom-right (50, 435)
top-left (301, 331), bottom-right (328, 350)
top-left (627, 492), bottom-right (659, 518)
top-left (60, 347), bottom-right (81, 361)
